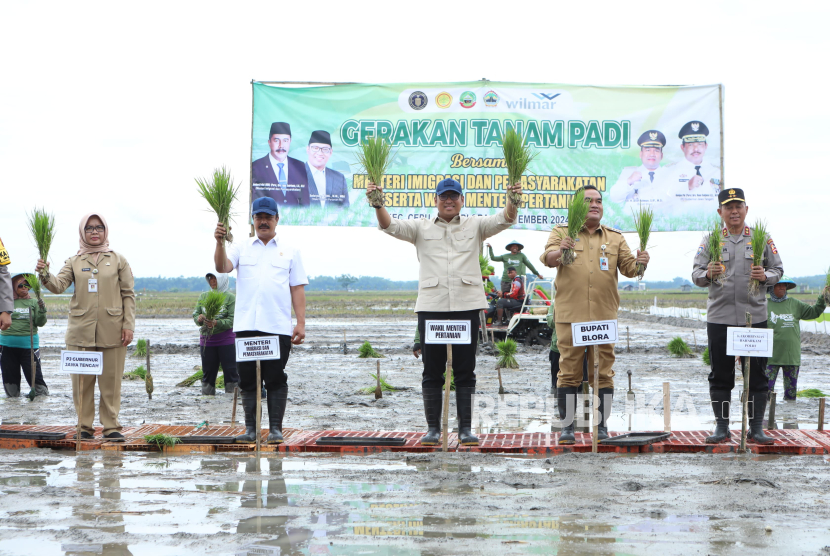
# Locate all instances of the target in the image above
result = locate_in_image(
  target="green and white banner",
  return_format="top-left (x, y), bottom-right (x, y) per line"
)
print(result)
top-left (251, 80), bottom-right (722, 231)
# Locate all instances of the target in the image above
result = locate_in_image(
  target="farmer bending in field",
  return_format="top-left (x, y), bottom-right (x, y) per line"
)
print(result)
top-left (367, 177), bottom-right (522, 446)
top-left (214, 197), bottom-right (308, 444)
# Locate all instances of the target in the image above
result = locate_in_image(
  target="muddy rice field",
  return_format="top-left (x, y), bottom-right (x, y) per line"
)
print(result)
top-left (2, 313), bottom-right (830, 555)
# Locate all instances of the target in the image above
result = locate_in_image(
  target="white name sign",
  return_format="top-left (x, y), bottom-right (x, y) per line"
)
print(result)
top-left (235, 336), bottom-right (281, 361)
top-left (726, 327), bottom-right (774, 357)
top-left (571, 320), bottom-right (618, 346)
top-left (425, 320), bottom-right (471, 344)
top-left (59, 351), bottom-right (103, 375)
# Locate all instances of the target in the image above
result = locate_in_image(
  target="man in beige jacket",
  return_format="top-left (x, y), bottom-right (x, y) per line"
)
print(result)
top-left (368, 177), bottom-right (522, 446)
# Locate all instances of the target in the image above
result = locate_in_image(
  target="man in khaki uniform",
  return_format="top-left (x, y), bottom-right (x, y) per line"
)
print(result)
top-left (541, 186), bottom-right (649, 444)
top-left (0, 237), bottom-right (13, 331)
top-left (368, 177), bottom-right (522, 446)
top-left (38, 214), bottom-right (135, 440)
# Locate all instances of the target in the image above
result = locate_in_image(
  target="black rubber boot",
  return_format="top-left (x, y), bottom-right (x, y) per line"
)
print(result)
top-left (596, 388), bottom-right (613, 441)
top-left (747, 391), bottom-right (774, 445)
top-left (224, 381), bottom-right (238, 394)
top-left (456, 387), bottom-right (479, 446)
top-left (4, 383), bottom-right (20, 397)
top-left (558, 386), bottom-right (578, 444)
top-left (34, 384), bottom-right (49, 396)
top-left (235, 392), bottom-right (258, 444)
top-left (420, 388), bottom-right (442, 446)
top-left (266, 387), bottom-right (288, 444)
top-left (705, 390), bottom-right (732, 444)
top-left (201, 381), bottom-right (216, 396)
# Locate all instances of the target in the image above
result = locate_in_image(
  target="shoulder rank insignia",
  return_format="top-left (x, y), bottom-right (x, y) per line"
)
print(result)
top-left (767, 237), bottom-right (778, 254)
top-left (743, 226), bottom-right (750, 236)
top-left (603, 225), bottom-right (622, 234)
top-left (722, 227), bottom-right (728, 238)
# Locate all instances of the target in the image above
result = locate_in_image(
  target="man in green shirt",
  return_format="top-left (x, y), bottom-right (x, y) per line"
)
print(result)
top-left (766, 276), bottom-right (826, 401)
top-left (487, 240), bottom-right (543, 293)
top-left (0, 273), bottom-right (48, 397)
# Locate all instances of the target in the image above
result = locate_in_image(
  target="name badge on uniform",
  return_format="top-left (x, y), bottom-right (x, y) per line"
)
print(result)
top-left (88, 278), bottom-right (98, 293)
top-left (599, 244), bottom-right (609, 271)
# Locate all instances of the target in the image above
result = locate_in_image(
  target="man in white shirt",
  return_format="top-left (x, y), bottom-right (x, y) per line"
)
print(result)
top-left (305, 130), bottom-right (349, 208)
top-left (661, 120), bottom-right (722, 214)
top-left (609, 130), bottom-right (666, 207)
top-left (214, 196), bottom-right (308, 444)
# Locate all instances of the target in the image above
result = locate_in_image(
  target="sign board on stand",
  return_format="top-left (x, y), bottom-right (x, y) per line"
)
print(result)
top-left (571, 320), bottom-right (618, 346)
top-left (59, 351), bottom-right (103, 375)
top-left (726, 328), bottom-right (773, 357)
top-left (425, 320), bottom-right (471, 345)
top-left (235, 337), bottom-right (281, 361)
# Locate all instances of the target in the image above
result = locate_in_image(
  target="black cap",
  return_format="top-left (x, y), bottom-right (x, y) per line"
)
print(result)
top-left (269, 122), bottom-right (291, 136)
top-left (308, 130), bottom-right (331, 146)
top-left (637, 130), bottom-right (666, 148)
top-left (678, 121), bottom-right (709, 143)
top-left (718, 188), bottom-right (745, 205)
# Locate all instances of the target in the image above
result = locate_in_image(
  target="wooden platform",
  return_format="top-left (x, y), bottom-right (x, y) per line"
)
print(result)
top-left (1, 425), bottom-right (829, 455)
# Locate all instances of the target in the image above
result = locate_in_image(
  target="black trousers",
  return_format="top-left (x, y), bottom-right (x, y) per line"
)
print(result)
top-left (0, 346), bottom-right (47, 388)
top-left (235, 331), bottom-right (292, 393)
top-left (496, 298), bottom-right (522, 313)
top-left (417, 310), bottom-right (480, 389)
top-left (200, 343), bottom-right (240, 385)
top-left (707, 322), bottom-right (769, 392)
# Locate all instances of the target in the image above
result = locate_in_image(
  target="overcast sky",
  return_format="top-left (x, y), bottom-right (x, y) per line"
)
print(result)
top-left (2, 1), bottom-right (828, 283)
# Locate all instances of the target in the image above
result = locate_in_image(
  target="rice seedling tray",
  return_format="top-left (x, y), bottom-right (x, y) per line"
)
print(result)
top-left (315, 436), bottom-right (408, 447)
top-left (0, 429), bottom-right (67, 441)
top-left (176, 435), bottom-right (238, 444)
top-left (600, 432), bottom-right (671, 446)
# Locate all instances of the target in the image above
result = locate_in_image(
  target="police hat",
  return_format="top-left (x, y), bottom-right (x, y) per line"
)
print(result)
top-left (678, 121), bottom-right (709, 143)
top-left (308, 130), bottom-right (331, 146)
top-left (718, 188), bottom-right (745, 205)
top-left (269, 122), bottom-right (292, 137)
top-left (637, 130), bottom-right (666, 148)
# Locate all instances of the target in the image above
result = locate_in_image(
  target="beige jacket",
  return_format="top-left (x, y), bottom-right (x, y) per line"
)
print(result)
top-left (540, 225), bottom-right (639, 323)
top-left (43, 251), bottom-right (136, 347)
top-left (382, 211), bottom-right (514, 312)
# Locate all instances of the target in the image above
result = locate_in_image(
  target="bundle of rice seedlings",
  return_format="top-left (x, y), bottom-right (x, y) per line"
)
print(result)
top-left (796, 388), bottom-right (826, 398)
top-left (358, 341), bottom-right (383, 358)
top-left (705, 219), bottom-right (726, 286)
top-left (357, 373), bottom-right (400, 394)
top-left (823, 266), bottom-right (830, 304)
top-left (496, 338), bottom-right (519, 369)
top-left (667, 336), bottom-right (692, 357)
top-left (123, 365), bottom-right (147, 380)
top-left (747, 220), bottom-right (768, 296)
top-left (631, 204), bottom-right (654, 279)
top-left (144, 433), bottom-right (181, 450)
top-left (27, 208), bottom-right (56, 279)
top-left (501, 128), bottom-right (537, 208)
top-left (702, 347), bottom-right (710, 366)
top-left (176, 366), bottom-right (225, 388)
top-left (196, 166), bottom-right (240, 243)
top-left (134, 338), bottom-right (148, 357)
top-left (198, 290), bottom-right (228, 335)
top-left (354, 136), bottom-right (393, 208)
top-left (561, 189), bottom-right (589, 265)
top-left (24, 274), bottom-right (45, 311)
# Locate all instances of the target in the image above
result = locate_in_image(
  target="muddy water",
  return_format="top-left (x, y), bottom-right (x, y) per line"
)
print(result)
top-left (1, 450), bottom-right (829, 555)
top-left (4, 317), bottom-right (828, 432)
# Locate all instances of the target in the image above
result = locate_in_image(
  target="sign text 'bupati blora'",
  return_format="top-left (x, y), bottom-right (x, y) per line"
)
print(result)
top-left (571, 320), bottom-right (618, 347)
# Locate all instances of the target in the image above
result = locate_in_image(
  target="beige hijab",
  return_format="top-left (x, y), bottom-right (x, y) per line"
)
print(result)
top-left (77, 213), bottom-right (113, 257)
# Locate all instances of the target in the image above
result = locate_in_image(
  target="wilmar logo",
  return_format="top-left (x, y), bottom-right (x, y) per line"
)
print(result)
top-left (504, 92), bottom-right (561, 110)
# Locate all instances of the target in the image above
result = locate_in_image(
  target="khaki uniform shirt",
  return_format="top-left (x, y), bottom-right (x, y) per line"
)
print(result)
top-left (43, 251), bottom-right (136, 347)
top-left (540, 225), bottom-right (639, 323)
top-left (382, 211), bottom-right (514, 312)
top-left (692, 226), bottom-right (783, 325)
top-left (0, 238), bottom-right (13, 313)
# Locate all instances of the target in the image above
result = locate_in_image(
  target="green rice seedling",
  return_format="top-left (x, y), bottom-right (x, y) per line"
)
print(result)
top-left (24, 274), bottom-right (43, 304)
top-left (631, 204), bottom-right (654, 279)
top-left (123, 365), bottom-right (147, 380)
top-left (196, 166), bottom-right (240, 243)
top-left (747, 220), bottom-right (768, 296)
top-left (358, 373), bottom-right (400, 394)
top-left (134, 338), bottom-right (148, 357)
top-left (796, 388), bottom-right (826, 398)
top-left (823, 266), bottom-right (830, 304)
top-left (667, 336), bottom-right (692, 357)
top-left (358, 341), bottom-right (383, 358)
top-left (176, 366), bottom-right (224, 388)
top-left (27, 208), bottom-right (56, 279)
top-left (144, 433), bottom-right (181, 450)
top-left (496, 338), bottom-right (519, 369)
top-left (561, 189), bottom-right (589, 265)
top-left (705, 219), bottom-right (726, 286)
top-left (702, 347), bottom-right (710, 366)
top-left (197, 290), bottom-right (228, 336)
top-left (354, 136), bottom-right (393, 208)
top-left (501, 128), bottom-right (537, 208)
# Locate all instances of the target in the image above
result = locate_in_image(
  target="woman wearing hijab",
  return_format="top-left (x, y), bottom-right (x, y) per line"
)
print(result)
top-left (192, 271), bottom-right (239, 395)
top-left (0, 272), bottom-right (49, 397)
top-left (35, 214), bottom-right (135, 441)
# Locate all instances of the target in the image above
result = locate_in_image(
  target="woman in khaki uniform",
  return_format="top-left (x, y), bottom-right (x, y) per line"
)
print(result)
top-left (36, 214), bottom-right (135, 441)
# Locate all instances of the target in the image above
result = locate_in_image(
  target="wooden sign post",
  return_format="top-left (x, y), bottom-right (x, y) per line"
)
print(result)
top-left (572, 320), bottom-right (619, 454)
top-left (235, 336), bottom-right (282, 454)
top-left (424, 320), bottom-right (471, 451)
top-left (60, 349), bottom-right (103, 450)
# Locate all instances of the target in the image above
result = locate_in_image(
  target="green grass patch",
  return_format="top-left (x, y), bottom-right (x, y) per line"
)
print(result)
top-left (358, 341), bottom-right (383, 358)
top-left (796, 388), bottom-right (826, 398)
top-left (144, 433), bottom-right (181, 450)
top-left (357, 373), bottom-right (400, 394)
top-left (667, 336), bottom-right (692, 357)
top-left (123, 365), bottom-right (146, 380)
top-left (134, 339), bottom-right (148, 357)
